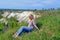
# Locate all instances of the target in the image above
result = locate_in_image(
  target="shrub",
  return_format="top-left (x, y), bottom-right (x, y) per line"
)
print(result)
top-left (36, 18), bottom-right (42, 29)
top-left (0, 14), bottom-right (3, 19)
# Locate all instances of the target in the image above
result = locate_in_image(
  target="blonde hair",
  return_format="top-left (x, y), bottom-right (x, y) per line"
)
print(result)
top-left (29, 14), bottom-right (34, 19)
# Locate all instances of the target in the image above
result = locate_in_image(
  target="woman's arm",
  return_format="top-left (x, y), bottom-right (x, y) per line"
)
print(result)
top-left (33, 20), bottom-right (39, 30)
top-left (34, 24), bottom-right (39, 30)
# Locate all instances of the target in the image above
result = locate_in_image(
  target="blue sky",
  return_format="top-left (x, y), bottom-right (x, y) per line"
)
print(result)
top-left (0, 0), bottom-right (60, 10)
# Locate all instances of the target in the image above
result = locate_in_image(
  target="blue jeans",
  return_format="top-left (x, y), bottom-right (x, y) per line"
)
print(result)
top-left (17, 26), bottom-right (33, 35)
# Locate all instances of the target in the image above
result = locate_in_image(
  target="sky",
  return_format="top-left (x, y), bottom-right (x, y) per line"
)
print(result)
top-left (0, 0), bottom-right (60, 10)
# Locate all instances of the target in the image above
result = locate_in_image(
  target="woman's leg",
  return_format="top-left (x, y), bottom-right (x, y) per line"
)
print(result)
top-left (13, 26), bottom-right (32, 38)
top-left (17, 26), bottom-right (32, 35)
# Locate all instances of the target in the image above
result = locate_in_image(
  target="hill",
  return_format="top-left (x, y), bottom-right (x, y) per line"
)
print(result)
top-left (0, 9), bottom-right (60, 40)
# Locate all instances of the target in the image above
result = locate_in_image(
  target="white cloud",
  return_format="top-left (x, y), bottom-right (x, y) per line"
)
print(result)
top-left (41, 0), bottom-right (58, 4)
top-left (42, 0), bottom-right (52, 4)
top-left (31, 3), bottom-right (43, 7)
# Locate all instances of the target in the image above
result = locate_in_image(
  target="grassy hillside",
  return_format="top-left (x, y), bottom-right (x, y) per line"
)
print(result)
top-left (0, 9), bottom-right (60, 40)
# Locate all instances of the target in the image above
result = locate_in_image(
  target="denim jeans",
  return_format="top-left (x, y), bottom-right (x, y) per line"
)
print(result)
top-left (17, 26), bottom-right (33, 35)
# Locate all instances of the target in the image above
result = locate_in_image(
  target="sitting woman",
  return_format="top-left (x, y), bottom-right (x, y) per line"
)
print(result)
top-left (13, 14), bottom-right (40, 38)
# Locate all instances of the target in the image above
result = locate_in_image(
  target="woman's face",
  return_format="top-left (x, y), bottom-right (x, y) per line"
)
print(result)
top-left (29, 15), bottom-right (33, 20)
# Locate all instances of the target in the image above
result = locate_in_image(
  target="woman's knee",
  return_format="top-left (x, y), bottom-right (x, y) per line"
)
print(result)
top-left (21, 26), bottom-right (27, 28)
top-left (21, 26), bottom-right (24, 28)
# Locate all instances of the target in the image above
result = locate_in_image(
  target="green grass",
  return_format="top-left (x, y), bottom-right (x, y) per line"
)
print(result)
top-left (0, 10), bottom-right (60, 40)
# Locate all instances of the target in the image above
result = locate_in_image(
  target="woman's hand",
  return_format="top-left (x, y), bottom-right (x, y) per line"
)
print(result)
top-left (38, 29), bottom-right (40, 32)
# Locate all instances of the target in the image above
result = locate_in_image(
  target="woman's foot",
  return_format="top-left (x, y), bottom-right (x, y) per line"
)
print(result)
top-left (13, 33), bottom-right (18, 38)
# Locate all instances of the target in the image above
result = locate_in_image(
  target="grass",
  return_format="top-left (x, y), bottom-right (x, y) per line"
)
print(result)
top-left (0, 10), bottom-right (60, 40)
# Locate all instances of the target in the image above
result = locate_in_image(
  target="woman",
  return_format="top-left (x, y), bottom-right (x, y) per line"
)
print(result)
top-left (13, 14), bottom-right (39, 38)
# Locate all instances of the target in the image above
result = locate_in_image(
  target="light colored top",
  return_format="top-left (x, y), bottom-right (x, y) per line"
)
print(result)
top-left (28, 19), bottom-right (39, 29)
